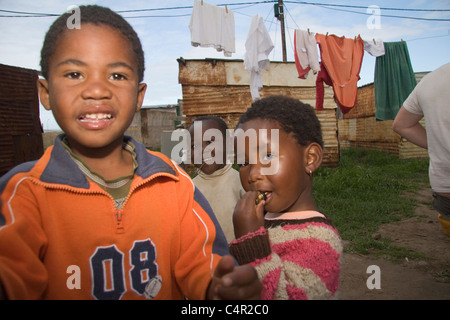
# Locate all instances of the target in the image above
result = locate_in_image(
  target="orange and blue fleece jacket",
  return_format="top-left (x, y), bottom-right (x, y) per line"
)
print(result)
top-left (229, 212), bottom-right (342, 300)
top-left (0, 135), bottom-right (228, 300)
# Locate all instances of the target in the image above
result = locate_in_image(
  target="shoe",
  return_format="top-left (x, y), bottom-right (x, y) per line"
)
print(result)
top-left (438, 214), bottom-right (450, 236)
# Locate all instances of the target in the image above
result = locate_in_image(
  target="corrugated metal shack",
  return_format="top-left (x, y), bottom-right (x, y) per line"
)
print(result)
top-left (177, 58), bottom-right (340, 167)
top-left (125, 105), bottom-right (179, 150)
top-left (338, 73), bottom-right (429, 159)
top-left (0, 64), bottom-right (43, 176)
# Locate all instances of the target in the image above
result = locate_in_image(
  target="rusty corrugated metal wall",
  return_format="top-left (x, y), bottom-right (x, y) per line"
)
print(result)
top-left (125, 107), bottom-right (178, 149)
top-left (177, 58), bottom-right (339, 167)
top-left (338, 81), bottom-right (429, 159)
top-left (0, 64), bottom-right (43, 176)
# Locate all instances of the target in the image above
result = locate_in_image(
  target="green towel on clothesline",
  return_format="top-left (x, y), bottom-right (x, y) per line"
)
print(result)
top-left (374, 41), bottom-right (417, 121)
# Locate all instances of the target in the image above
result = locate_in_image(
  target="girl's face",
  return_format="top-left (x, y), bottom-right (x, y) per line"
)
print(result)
top-left (236, 119), bottom-right (315, 213)
top-left (38, 23), bottom-right (146, 154)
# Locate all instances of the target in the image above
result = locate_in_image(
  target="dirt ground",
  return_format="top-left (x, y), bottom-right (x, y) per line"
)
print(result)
top-left (338, 188), bottom-right (450, 300)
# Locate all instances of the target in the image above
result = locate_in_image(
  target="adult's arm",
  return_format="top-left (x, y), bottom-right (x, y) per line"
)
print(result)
top-left (392, 106), bottom-right (427, 149)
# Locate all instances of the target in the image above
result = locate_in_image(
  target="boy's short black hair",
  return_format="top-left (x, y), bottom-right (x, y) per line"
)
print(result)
top-left (192, 115), bottom-right (229, 136)
top-left (40, 5), bottom-right (145, 82)
top-left (237, 95), bottom-right (323, 147)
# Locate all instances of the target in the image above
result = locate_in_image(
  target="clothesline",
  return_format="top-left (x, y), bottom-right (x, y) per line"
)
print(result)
top-left (189, 0), bottom-right (418, 119)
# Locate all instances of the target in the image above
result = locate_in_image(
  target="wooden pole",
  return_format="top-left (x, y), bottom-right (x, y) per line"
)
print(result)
top-left (278, 0), bottom-right (287, 62)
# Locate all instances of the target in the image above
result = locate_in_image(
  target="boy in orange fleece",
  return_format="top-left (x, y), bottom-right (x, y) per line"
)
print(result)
top-left (0, 5), bottom-right (260, 300)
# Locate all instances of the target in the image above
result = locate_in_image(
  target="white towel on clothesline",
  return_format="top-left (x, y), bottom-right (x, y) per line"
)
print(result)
top-left (363, 39), bottom-right (385, 57)
top-left (189, 0), bottom-right (235, 57)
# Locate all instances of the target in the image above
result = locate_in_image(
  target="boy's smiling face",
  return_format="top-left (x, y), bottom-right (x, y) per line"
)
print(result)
top-left (38, 23), bottom-right (146, 152)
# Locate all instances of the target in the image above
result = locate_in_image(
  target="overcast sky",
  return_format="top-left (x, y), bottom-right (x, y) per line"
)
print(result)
top-left (1, 0), bottom-right (449, 130)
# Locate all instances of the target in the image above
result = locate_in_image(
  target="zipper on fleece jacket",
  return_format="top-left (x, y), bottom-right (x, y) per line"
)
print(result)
top-left (115, 210), bottom-right (124, 233)
top-left (113, 172), bottom-right (179, 233)
top-left (30, 178), bottom-right (128, 233)
top-left (32, 178), bottom-right (125, 233)
top-left (32, 171), bottom-right (178, 234)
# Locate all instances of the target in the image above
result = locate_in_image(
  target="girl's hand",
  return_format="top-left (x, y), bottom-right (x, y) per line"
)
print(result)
top-left (233, 191), bottom-right (266, 238)
top-left (207, 255), bottom-right (261, 300)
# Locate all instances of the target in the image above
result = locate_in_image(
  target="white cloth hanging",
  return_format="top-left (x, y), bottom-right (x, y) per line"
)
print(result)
top-left (294, 29), bottom-right (320, 79)
top-left (244, 14), bottom-right (274, 100)
top-left (363, 39), bottom-right (385, 57)
top-left (189, 0), bottom-right (235, 57)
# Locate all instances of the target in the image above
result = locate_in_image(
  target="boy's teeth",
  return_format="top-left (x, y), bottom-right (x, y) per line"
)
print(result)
top-left (83, 113), bottom-right (112, 120)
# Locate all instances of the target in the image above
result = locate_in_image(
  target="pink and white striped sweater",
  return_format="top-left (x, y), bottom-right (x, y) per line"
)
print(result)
top-left (229, 211), bottom-right (342, 300)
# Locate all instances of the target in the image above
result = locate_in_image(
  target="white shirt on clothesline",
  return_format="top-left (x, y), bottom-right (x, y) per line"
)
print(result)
top-left (244, 14), bottom-right (274, 100)
top-left (294, 29), bottom-right (320, 78)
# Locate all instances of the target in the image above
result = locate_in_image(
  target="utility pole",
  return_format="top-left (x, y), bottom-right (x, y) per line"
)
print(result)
top-left (277, 0), bottom-right (287, 62)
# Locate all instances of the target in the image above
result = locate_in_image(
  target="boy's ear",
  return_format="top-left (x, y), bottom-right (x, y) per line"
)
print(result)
top-left (135, 83), bottom-right (147, 112)
top-left (37, 78), bottom-right (51, 111)
top-left (304, 142), bottom-right (323, 175)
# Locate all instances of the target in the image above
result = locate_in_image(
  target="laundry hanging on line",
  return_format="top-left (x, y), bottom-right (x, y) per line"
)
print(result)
top-left (294, 29), bottom-right (320, 79)
top-left (188, 1), bottom-right (412, 119)
top-left (315, 33), bottom-right (364, 113)
top-left (363, 38), bottom-right (385, 57)
top-left (315, 61), bottom-right (333, 111)
top-left (244, 14), bottom-right (274, 101)
top-left (189, 0), bottom-right (235, 57)
top-left (374, 41), bottom-right (417, 121)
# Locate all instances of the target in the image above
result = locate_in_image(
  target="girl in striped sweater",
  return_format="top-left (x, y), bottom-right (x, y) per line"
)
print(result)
top-left (230, 95), bottom-right (342, 300)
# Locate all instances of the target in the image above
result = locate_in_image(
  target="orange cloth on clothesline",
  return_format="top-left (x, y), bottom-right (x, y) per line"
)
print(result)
top-left (315, 33), bottom-right (364, 113)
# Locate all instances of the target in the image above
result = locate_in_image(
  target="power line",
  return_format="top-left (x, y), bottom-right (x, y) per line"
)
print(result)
top-left (117, 6), bottom-right (193, 13)
top-left (124, 14), bottom-right (192, 19)
top-left (1, 1), bottom-right (449, 21)
top-left (284, 1), bottom-right (450, 12)
top-left (309, 4), bottom-right (450, 22)
top-left (0, 9), bottom-right (57, 16)
top-left (0, 2), bottom-right (273, 16)
top-left (407, 33), bottom-right (450, 42)
top-left (121, 3), bottom-right (263, 18)
top-left (0, 15), bottom-right (51, 18)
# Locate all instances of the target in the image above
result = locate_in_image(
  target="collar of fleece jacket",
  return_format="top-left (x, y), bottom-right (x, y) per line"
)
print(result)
top-left (0, 134), bottom-right (177, 192)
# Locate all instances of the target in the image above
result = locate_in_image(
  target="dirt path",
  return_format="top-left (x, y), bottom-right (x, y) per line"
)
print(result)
top-left (338, 188), bottom-right (450, 300)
